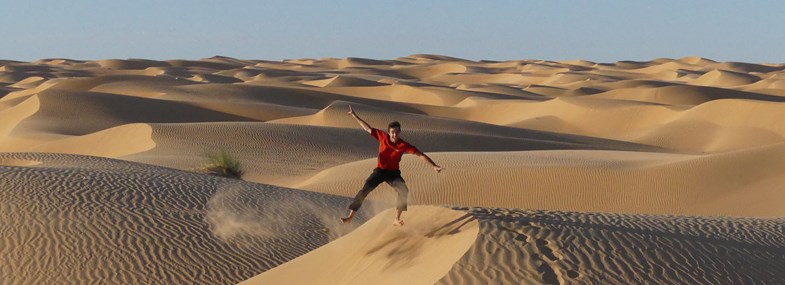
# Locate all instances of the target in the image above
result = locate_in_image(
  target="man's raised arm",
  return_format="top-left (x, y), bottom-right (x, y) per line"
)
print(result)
top-left (347, 105), bottom-right (372, 134)
top-left (415, 151), bottom-right (444, 173)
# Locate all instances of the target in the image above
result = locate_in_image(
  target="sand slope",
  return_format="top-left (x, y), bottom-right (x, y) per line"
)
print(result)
top-left (241, 206), bottom-right (785, 285)
top-left (438, 207), bottom-right (785, 285)
top-left (289, 143), bottom-right (785, 217)
top-left (0, 152), bottom-right (353, 285)
top-left (239, 206), bottom-right (479, 285)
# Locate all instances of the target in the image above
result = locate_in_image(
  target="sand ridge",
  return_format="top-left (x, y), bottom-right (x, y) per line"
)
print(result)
top-left (239, 206), bottom-right (480, 285)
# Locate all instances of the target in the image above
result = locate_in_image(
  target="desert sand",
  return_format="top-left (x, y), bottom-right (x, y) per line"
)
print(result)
top-left (2, 55), bottom-right (785, 284)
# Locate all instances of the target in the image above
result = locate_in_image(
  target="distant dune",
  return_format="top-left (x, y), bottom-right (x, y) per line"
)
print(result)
top-left (2, 55), bottom-right (785, 284)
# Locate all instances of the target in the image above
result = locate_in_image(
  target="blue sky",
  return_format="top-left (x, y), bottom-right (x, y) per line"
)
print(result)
top-left (1, 1), bottom-right (783, 63)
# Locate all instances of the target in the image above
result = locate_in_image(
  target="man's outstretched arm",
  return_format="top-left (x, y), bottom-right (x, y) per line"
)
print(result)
top-left (414, 151), bottom-right (444, 173)
top-left (347, 105), bottom-right (372, 134)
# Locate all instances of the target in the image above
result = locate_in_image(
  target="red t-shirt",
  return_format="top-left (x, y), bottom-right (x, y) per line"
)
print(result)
top-left (370, 128), bottom-right (419, 170)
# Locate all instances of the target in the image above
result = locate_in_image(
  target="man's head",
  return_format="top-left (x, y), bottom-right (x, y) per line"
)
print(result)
top-left (388, 121), bottom-right (401, 142)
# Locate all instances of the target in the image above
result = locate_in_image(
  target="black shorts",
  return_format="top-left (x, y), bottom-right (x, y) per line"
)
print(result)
top-left (365, 168), bottom-right (405, 188)
top-left (348, 167), bottom-right (409, 211)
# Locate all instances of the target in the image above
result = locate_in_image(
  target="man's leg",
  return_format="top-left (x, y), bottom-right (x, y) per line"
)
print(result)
top-left (389, 178), bottom-right (409, 226)
top-left (342, 169), bottom-right (385, 223)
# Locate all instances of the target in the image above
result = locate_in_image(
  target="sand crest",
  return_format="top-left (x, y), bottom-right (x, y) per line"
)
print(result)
top-left (239, 206), bottom-right (479, 285)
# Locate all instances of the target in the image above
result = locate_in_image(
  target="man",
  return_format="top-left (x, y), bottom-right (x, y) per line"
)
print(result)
top-left (341, 105), bottom-right (444, 226)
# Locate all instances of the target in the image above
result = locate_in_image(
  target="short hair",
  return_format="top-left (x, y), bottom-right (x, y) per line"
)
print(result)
top-left (388, 121), bottom-right (401, 130)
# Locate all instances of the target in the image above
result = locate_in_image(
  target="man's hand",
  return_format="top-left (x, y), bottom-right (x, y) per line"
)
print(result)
top-left (348, 105), bottom-right (372, 133)
top-left (433, 165), bottom-right (445, 173)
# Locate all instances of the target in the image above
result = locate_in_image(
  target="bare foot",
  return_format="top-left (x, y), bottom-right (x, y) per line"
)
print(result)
top-left (392, 219), bottom-right (404, 226)
top-left (341, 210), bottom-right (356, 224)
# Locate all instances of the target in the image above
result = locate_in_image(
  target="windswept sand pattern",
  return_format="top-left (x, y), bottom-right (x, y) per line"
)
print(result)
top-left (0, 153), bottom-right (355, 285)
top-left (437, 207), bottom-right (785, 285)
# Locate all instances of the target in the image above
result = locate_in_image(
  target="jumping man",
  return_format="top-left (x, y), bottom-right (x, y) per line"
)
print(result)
top-left (341, 105), bottom-right (444, 226)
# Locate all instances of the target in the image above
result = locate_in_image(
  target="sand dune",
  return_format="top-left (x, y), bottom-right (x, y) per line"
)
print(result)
top-left (122, 120), bottom-right (648, 188)
top-left (290, 142), bottom-right (785, 217)
top-left (303, 75), bottom-right (389, 87)
top-left (0, 94), bottom-right (39, 137)
top-left (0, 152), bottom-right (353, 285)
top-left (98, 58), bottom-right (169, 70)
top-left (2, 55), bottom-right (785, 284)
top-left (242, 206), bottom-right (785, 285)
top-left (708, 61), bottom-right (785, 73)
top-left (593, 84), bottom-right (785, 105)
top-left (438, 207), bottom-right (785, 284)
top-left (239, 206), bottom-right (479, 285)
top-left (8, 76), bottom-right (47, 88)
top-left (691, 69), bottom-right (761, 87)
top-left (1, 123), bottom-right (155, 157)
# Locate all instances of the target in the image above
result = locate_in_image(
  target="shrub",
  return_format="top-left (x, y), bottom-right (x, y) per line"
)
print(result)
top-left (204, 149), bottom-right (244, 179)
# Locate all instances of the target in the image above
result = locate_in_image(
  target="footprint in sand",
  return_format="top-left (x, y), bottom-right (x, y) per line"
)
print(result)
top-left (534, 256), bottom-right (560, 285)
top-left (566, 270), bottom-right (580, 278)
top-left (501, 226), bottom-right (531, 243)
top-left (535, 239), bottom-right (562, 261)
top-left (514, 232), bottom-right (529, 242)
